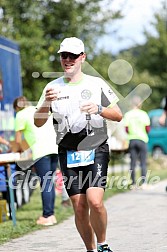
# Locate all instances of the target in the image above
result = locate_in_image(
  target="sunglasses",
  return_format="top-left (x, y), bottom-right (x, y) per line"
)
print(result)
top-left (60, 52), bottom-right (83, 60)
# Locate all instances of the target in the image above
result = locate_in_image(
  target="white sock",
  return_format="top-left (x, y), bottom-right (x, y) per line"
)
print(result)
top-left (97, 241), bottom-right (107, 247)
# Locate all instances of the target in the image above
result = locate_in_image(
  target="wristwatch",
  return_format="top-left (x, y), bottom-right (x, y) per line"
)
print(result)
top-left (96, 104), bottom-right (103, 115)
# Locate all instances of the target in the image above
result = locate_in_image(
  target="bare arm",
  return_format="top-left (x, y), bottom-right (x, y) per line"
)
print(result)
top-left (13, 131), bottom-right (24, 152)
top-left (34, 100), bottom-right (51, 127)
top-left (15, 131), bottom-right (22, 144)
top-left (159, 110), bottom-right (167, 126)
top-left (34, 87), bottom-right (60, 127)
top-left (100, 104), bottom-right (122, 122)
top-left (0, 136), bottom-right (10, 146)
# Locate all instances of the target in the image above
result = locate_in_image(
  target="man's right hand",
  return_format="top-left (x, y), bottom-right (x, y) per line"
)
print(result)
top-left (45, 87), bottom-right (60, 102)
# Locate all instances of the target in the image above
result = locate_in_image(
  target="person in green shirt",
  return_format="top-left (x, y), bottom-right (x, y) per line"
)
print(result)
top-left (124, 96), bottom-right (150, 187)
top-left (13, 96), bottom-right (58, 226)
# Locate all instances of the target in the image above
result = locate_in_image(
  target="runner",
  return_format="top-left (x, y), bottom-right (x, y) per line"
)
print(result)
top-left (34, 37), bottom-right (122, 252)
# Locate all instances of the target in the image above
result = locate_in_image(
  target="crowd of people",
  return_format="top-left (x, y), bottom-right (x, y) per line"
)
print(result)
top-left (0, 36), bottom-right (166, 252)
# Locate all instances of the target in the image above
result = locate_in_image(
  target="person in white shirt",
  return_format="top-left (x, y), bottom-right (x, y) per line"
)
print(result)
top-left (34, 37), bottom-right (122, 252)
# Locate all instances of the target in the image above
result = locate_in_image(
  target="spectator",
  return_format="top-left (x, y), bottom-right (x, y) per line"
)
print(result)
top-left (159, 96), bottom-right (167, 126)
top-left (124, 96), bottom-right (150, 187)
top-left (13, 96), bottom-right (59, 226)
top-left (159, 96), bottom-right (167, 192)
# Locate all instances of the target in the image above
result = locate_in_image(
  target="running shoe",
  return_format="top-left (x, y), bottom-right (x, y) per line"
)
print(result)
top-left (98, 244), bottom-right (113, 252)
top-left (36, 215), bottom-right (57, 226)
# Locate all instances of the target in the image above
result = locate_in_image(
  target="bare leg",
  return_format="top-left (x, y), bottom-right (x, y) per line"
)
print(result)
top-left (87, 187), bottom-right (107, 243)
top-left (70, 194), bottom-right (96, 251)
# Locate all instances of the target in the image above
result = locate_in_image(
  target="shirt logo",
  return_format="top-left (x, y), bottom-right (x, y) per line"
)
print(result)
top-left (97, 163), bottom-right (102, 177)
top-left (81, 89), bottom-right (92, 100)
top-left (57, 95), bottom-right (69, 100)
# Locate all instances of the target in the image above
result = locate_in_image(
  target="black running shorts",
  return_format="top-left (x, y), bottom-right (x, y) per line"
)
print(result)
top-left (58, 144), bottom-right (109, 196)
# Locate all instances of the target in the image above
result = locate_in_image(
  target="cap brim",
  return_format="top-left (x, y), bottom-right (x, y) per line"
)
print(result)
top-left (57, 48), bottom-right (84, 54)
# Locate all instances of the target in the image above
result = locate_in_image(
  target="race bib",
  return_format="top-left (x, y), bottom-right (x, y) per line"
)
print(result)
top-left (67, 150), bottom-right (95, 168)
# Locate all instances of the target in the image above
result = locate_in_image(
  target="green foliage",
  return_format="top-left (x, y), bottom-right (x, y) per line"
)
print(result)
top-left (134, 9), bottom-right (167, 108)
top-left (0, 0), bottom-right (165, 109)
top-left (137, 14), bottom-right (167, 77)
top-left (0, 0), bottom-right (51, 100)
top-left (107, 6), bottom-right (167, 111)
top-left (0, 0), bottom-right (121, 101)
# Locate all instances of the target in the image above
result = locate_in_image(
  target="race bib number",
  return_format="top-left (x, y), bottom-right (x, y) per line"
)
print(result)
top-left (67, 150), bottom-right (95, 168)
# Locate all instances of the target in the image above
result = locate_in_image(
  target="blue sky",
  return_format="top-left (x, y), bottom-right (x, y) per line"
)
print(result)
top-left (98, 0), bottom-right (164, 54)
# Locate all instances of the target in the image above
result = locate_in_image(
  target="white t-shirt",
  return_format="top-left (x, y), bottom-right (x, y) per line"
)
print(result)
top-left (38, 74), bottom-right (119, 134)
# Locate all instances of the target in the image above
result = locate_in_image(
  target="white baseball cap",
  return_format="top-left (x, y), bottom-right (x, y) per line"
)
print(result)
top-left (57, 37), bottom-right (85, 54)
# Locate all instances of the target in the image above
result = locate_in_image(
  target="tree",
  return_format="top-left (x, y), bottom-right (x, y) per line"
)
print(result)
top-left (111, 4), bottom-right (167, 111)
top-left (135, 6), bottom-right (167, 107)
top-left (0, 0), bottom-right (122, 101)
top-left (0, 0), bottom-right (51, 100)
